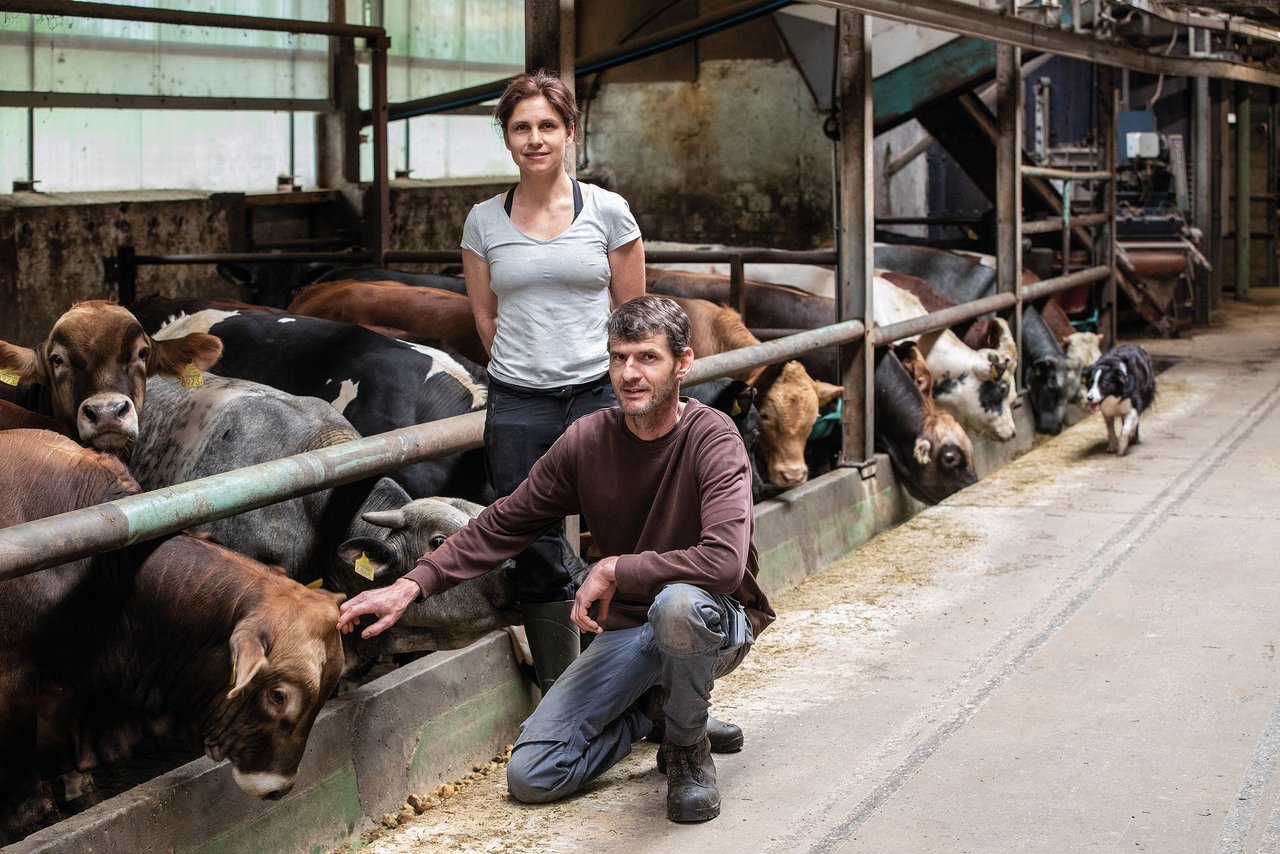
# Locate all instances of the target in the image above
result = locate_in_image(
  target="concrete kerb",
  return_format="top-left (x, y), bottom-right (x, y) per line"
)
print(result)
top-left (4, 394), bottom-right (1038, 854)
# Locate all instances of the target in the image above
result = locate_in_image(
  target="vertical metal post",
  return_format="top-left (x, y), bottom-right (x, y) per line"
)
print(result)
top-left (1192, 75), bottom-right (1212, 324)
top-left (561, 0), bottom-right (576, 177)
top-left (1098, 64), bottom-right (1117, 348)
top-left (996, 44), bottom-right (1023, 363)
top-left (1211, 79), bottom-right (1227, 309)
top-left (1235, 82), bottom-right (1251, 300)
top-left (1269, 87), bottom-right (1277, 289)
top-left (370, 35), bottom-right (391, 268)
top-left (525, 0), bottom-right (561, 73)
top-left (1060, 180), bottom-right (1072, 279)
top-left (117, 246), bottom-right (137, 307)
top-left (730, 255), bottom-right (746, 320)
top-left (835, 11), bottom-right (874, 469)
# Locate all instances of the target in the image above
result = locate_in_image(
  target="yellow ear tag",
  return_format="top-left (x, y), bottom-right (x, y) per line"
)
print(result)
top-left (354, 552), bottom-right (375, 581)
top-left (0, 368), bottom-right (19, 386)
top-left (306, 578), bottom-right (324, 590)
top-left (180, 362), bottom-right (203, 388)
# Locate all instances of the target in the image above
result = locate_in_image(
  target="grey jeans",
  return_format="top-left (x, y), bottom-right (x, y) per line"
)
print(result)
top-left (506, 583), bottom-right (753, 804)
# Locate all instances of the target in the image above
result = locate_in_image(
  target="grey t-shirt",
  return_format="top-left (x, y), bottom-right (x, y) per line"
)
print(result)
top-left (461, 182), bottom-right (641, 389)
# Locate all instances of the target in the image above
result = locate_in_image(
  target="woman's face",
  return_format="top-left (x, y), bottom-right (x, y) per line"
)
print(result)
top-left (504, 95), bottom-right (572, 177)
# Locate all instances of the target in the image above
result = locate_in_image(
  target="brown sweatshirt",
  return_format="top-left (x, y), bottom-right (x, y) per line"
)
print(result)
top-left (405, 399), bottom-right (775, 639)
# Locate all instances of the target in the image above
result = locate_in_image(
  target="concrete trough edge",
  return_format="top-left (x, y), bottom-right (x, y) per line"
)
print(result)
top-left (6, 397), bottom-right (1038, 854)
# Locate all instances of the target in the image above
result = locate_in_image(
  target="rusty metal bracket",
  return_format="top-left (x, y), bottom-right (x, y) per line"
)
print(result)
top-left (839, 456), bottom-right (878, 480)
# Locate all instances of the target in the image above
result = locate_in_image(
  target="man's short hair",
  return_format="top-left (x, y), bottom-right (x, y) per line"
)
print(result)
top-left (607, 295), bottom-right (691, 357)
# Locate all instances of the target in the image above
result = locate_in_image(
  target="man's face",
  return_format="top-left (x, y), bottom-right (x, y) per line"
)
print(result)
top-left (608, 333), bottom-right (689, 420)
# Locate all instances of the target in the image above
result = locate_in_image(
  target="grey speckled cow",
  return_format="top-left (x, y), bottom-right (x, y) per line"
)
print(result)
top-left (130, 375), bottom-right (521, 657)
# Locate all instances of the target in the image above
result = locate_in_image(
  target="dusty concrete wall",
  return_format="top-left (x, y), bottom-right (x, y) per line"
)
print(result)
top-left (0, 192), bottom-right (239, 347)
top-left (581, 60), bottom-right (835, 249)
top-left (386, 179), bottom-right (510, 258)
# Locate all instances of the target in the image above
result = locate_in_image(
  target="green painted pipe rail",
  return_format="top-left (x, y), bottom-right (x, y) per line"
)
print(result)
top-left (0, 324), bottom-right (861, 581)
top-left (0, 413), bottom-right (483, 581)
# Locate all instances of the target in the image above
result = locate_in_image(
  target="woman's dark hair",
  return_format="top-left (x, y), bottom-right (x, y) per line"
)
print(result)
top-left (607, 296), bottom-right (691, 357)
top-left (494, 70), bottom-right (579, 136)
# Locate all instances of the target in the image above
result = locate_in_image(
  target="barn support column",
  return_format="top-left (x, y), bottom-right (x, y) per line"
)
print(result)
top-left (1269, 87), bottom-right (1278, 289)
top-left (369, 34), bottom-right (391, 267)
top-left (995, 43), bottom-right (1023, 359)
top-left (316, 1), bottom-right (361, 211)
top-left (1212, 78), bottom-right (1229, 309)
top-left (1192, 74), bottom-right (1212, 325)
top-left (1097, 64), bottom-right (1117, 346)
top-left (1235, 82), bottom-right (1252, 300)
top-left (835, 10), bottom-right (875, 469)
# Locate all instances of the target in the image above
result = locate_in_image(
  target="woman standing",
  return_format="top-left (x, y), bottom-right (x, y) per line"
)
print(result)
top-left (461, 71), bottom-right (644, 694)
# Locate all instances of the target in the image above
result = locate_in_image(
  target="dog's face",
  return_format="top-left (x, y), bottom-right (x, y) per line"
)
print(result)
top-left (1083, 361), bottom-right (1127, 412)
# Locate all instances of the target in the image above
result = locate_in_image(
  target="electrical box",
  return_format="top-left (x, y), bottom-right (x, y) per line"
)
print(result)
top-left (1126, 132), bottom-right (1160, 159)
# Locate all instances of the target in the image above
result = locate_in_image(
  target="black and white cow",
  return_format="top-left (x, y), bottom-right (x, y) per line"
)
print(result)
top-left (130, 299), bottom-right (489, 502)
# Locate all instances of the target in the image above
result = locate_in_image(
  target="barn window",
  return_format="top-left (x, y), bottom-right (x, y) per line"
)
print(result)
top-left (0, 0), bottom-right (523, 193)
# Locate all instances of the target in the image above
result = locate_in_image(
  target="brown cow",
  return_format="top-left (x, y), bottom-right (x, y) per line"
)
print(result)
top-left (0, 429), bottom-right (345, 843)
top-left (0, 301), bottom-right (222, 459)
top-left (288, 280), bottom-right (488, 365)
top-left (0, 400), bottom-right (65, 434)
top-left (669, 296), bottom-right (843, 489)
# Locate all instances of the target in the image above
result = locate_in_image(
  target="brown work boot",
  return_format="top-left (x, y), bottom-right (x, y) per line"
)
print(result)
top-left (663, 735), bottom-right (720, 823)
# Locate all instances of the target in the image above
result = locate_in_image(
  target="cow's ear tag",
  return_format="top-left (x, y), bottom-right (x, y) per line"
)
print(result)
top-left (305, 578), bottom-right (324, 590)
top-left (0, 368), bottom-right (19, 386)
top-left (180, 362), bottom-right (203, 388)
top-left (354, 552), bottom-right (375, 581)
top-left (730, 400), bottom-right (742, 417)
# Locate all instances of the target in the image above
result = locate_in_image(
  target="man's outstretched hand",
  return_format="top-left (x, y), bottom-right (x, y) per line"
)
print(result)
top-left (337, 577), bottom-right (421, 639)
top-left (572, 556), bottom-right (618, 634)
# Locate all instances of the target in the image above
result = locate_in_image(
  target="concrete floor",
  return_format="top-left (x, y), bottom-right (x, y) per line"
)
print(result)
top-left (359, 291), bottom-right (1280, 854)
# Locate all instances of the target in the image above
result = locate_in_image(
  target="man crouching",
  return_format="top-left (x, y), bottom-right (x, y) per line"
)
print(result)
top-left (338, 295), bottom-right (774, 822)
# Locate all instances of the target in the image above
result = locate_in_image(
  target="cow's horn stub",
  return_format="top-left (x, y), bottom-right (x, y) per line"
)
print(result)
top-left (362, 509), bottom-right (407, 530)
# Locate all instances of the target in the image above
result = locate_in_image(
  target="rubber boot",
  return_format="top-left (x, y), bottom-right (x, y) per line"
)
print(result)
top-left (521, 600), bottom-right (580, 697)
top-left (663, 735), bottom-right (720, 823)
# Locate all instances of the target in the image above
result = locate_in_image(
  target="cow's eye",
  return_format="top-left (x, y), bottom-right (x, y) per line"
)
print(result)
top-left (429, 534), bottom-right (447, 549)
top-left (137, 346), bottom-right (150, 362)
top-left (48, 353), bottom-right (64, 368)
top-left (269, 688), bottom-right (288, 707)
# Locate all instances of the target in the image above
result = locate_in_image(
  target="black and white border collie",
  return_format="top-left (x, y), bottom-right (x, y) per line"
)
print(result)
top-left (1083, 344), bottom-right (1156, 456)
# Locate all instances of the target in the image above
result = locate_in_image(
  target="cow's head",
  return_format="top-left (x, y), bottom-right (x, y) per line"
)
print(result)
top-left (1025, 354), bottom-right (1082, 435)
top-left (934, 371), bottom-right (1016, 442)
top-left (912, 408), bottom-right (978, 504)
top-left (334, 487), bottom-right (478, 598)
top-left (0, 301), bottom-right (222, 458)
top-left (211, 583), bottom-right (345, 801)
top-left (1064, 332), bottom-right (1101, 403)
top-left (877, 346), bottom-right (976, 505)
top-left (749, 361), bottom-right (843, 489)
